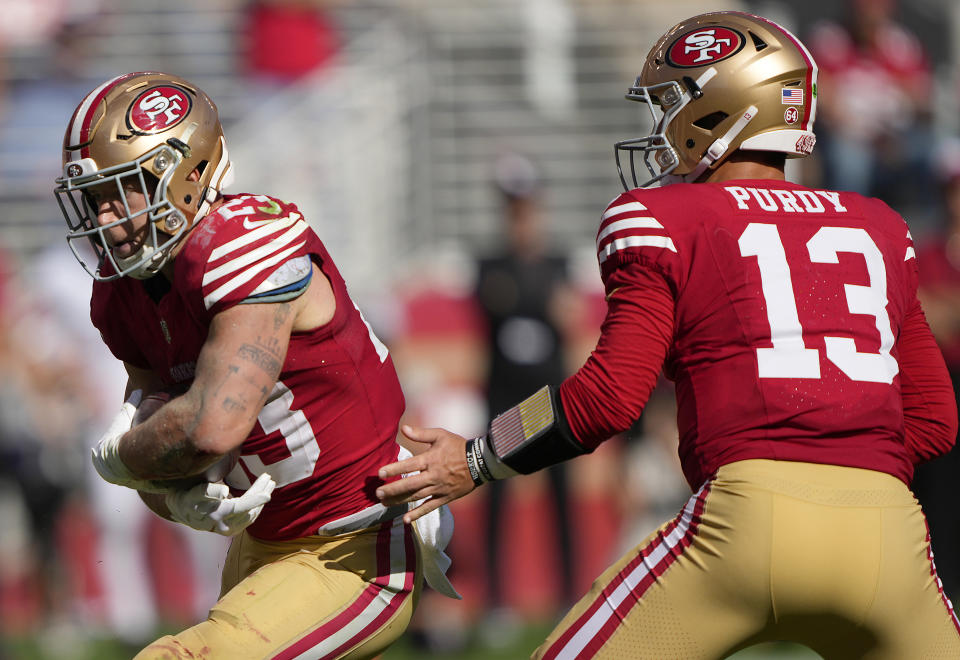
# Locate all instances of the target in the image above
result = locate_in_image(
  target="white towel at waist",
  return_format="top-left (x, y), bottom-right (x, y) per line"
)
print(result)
top-left (398, 445), bottom-right (461, 599)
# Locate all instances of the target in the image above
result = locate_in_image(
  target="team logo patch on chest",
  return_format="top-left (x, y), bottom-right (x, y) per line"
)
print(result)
top-left (127, 85), bottom-right (192, 134)
top-left (667, 27), bottom-right (744, 67)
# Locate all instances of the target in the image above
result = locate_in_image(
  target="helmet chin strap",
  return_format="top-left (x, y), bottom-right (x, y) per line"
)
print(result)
top-left (196, 137), bottom-right (233, 220)
top-left (117, 243), bottom-right (170, 280)
top-left (682, 105), bottom-right (759, 182)
top-left (116, 213), bottom-right (189, 280)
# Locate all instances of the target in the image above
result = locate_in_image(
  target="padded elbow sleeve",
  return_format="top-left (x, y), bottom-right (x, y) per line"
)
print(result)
top-left (486, 385), bottom-right (588, 474)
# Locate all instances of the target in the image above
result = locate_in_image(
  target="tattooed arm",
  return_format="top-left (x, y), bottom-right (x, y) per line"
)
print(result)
top-left (118, 263), bottom-right (336, 481)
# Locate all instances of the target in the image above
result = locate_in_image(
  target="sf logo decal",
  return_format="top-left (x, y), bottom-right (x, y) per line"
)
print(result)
top-left (667, 27), bottom-right (744, 67)
top-left (127, 85), bottom-right (193, 134)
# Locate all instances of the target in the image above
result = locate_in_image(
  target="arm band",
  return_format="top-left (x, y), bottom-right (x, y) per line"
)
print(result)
top-left (482, 385), bottom-right (588, 475)
top-left (464, 438), bottom-right (486, 486)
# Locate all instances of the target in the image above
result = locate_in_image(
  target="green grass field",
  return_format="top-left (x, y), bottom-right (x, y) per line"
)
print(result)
top-left (382, 623), bottom-right (822, 660)
top-left (2, 623), bottom-right (823, 659)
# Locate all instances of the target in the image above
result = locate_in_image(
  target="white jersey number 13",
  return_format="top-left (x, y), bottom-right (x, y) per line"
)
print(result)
top-left (738, 223), bottom-right (898, 384)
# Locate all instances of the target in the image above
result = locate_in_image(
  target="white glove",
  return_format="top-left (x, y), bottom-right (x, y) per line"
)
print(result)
top-left (91, 390), bottom-right (163, 491)
top-left (165, 472), bottom-right (276, 536)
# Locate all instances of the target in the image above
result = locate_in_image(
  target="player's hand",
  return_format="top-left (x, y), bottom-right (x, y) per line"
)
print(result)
top-left (91, 390), bottom-right (164, 491)
top-left (376, 425), bottom-right (476, 524)
top-left (165, 473), bottom-right (276, 536)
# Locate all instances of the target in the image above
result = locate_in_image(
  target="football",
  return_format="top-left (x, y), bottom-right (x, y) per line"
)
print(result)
top-left (133, 390), bottom-right (173, 426)
top-left (134, 387), bottom-right (240, 486)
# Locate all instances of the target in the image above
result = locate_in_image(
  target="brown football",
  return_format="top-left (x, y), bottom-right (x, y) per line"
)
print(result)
top-left (134, 388), bottom-right (240, 487)
top-left (133, 391), bottom-right (172, 426)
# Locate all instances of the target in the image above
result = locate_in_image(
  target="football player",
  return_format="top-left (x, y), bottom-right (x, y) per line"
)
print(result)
top-left (376, 11), bottom-right (960, 659)
top-left (56, 71), bottom-right (457, 660)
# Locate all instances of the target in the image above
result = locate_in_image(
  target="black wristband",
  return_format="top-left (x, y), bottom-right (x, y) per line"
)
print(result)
top-left (473, 435), bottom-right (496, 482)
top-left (465, 438), bottom-right (485, 487)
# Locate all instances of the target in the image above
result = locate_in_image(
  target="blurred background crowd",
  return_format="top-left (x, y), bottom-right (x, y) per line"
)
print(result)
top-left (1, 0), bottom-right (959, 658)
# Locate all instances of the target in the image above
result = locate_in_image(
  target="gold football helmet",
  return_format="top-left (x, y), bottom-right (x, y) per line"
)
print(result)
top-left (55, 72), bottom-right (234, 280)
top-left (616, 11), bottom-right (818, 189)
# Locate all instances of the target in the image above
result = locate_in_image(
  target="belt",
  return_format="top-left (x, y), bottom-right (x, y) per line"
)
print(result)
top-left (314, 501), bottom-right (410, 537)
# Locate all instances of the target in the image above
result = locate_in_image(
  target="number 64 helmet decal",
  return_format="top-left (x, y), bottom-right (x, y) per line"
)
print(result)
top-left (616, 11), bottom-right (818, 190)
top-left (55, 72), bottom-right (234, 280)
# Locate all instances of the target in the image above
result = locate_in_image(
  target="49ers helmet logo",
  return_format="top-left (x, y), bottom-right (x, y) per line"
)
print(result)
top-left (127, 85), bottom-right (192, 134)
top-left (667, 27), bottom-right (744, 67)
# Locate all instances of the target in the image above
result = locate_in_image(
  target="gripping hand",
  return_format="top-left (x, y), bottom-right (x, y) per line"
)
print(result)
top-left (91, 390), bottom-right (161, 490)
top-left (165, 473), bottom-right (276, 536)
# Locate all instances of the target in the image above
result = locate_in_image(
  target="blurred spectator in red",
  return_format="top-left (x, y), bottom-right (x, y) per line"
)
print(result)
top-left (806, 0), bottom-right (937, 227)
top-left (912, 141), bottom-right (960, 599)
top-left (241, 0), bottom-right (341, 83)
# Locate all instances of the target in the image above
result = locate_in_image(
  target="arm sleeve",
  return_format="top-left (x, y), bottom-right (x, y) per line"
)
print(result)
top-left (899, 299), bottom-right (958, 464)
top-left (559, 262), bottom-right (674, 449)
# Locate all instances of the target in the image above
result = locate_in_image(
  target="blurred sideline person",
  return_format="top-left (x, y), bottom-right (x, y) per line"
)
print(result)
top-left (475, 152), bottom-right (577, 637)
top-left (54, 71), bottom-right (456, 660)
top-left (377, 11), bottom-right (960, 659)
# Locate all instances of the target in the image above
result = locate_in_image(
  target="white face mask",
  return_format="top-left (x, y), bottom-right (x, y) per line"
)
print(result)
top-left (56, 146), bottom-right (189, 281)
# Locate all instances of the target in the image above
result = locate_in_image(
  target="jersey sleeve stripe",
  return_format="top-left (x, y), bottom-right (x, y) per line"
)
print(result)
top-left (905, 229), bottom-right (916, 261)
top-left (203, 241), bottom-right (307, 310)
top-left (596, 218), bottom-right (664, 246)
top-left (598, 236), bottom-right (677, 264)
top-left (202, 221), bottom-right (309, 286)
top-left (68, 73), bottom-right (141, 156)
top-left (601, 201), bottom-right (648, 221)
top-left (208, 213), bottom-right (302, 261)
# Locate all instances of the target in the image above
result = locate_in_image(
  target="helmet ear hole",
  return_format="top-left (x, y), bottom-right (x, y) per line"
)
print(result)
top-left (693, 111), bottom-right (729, 131)
top-left (749, 31), bottom-right (768, 52)
top-left (185, 160), bottom-right (208, 185)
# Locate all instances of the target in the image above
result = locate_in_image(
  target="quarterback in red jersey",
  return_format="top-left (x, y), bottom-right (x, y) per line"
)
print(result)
top-left (378, 11), bottom-right (960, 659)
top-left (55, 72), bottom-right (456, 660)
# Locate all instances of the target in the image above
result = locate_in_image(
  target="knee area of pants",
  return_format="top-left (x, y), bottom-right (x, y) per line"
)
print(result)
top-left (133, 636), bottom-right (195, 660)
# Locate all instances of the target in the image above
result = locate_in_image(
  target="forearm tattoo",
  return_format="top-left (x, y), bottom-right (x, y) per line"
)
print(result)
top-left (221, 397), bottom-right (246, 413)
top-left (273, 302), bottom-right (292, 330)
top-left (237, 338), bottom-right (281, 375)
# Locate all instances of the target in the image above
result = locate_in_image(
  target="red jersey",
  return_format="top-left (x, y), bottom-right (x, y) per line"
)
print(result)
top-left (91, 194), bottom-right (405, 541)
top-left (561, 180), bottom-right (956, 489)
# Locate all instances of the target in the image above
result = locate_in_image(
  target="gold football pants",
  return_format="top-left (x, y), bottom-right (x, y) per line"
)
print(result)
top-left (537, 459), bottom-right (960, 660)
top-left (135, 517), bottom-right (421, 660)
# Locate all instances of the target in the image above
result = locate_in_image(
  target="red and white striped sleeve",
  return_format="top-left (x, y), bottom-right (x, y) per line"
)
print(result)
top-left (595, 191), bottom-right (680, 292)
top-left (179, 195), bottom-right (317, 318)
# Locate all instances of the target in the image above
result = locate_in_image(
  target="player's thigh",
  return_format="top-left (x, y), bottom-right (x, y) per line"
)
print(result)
top-left (535, 479), bottom-right (772, 660)
top-left (817, 501), bottom-right (960, 660)
top-left (135, 520), bottom-right (419, 660)
top-left (761, 463), bottom-right (960, 660)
